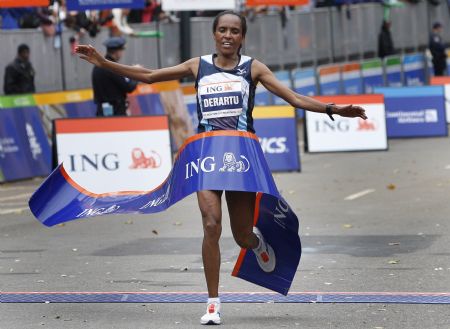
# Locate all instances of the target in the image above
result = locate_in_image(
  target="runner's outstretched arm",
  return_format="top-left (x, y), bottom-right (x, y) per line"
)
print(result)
top-left (252, 60), bottom-right (367, 120)
top-left (75, 44), bottom-right (199, 84)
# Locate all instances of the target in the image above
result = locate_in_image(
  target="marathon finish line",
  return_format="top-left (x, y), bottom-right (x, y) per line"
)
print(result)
top-left (29, 131), bottom-right (302, 295)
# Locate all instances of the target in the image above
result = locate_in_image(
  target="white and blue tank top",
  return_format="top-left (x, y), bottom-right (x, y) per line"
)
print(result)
top-left (195, 54), bottom-right (256, 133)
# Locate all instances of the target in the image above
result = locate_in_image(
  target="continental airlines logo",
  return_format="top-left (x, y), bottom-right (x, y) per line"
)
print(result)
top-left (129, 148), bottom-right (161, 169)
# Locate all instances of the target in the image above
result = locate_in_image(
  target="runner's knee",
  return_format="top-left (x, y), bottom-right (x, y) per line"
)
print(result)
top-left (203, 215), bottom-right (222, 241)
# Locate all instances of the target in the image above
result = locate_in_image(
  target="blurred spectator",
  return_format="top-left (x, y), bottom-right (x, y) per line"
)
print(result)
top-left (3, 44), bottom-right (36, 95)
top-left (378, 20), bottom-right (394, 58)
top-left (429, 21), bottom-right (448, 76)
top-left (128, 0), bottom-right (171, 23)
top-left (92, 37), bottom-right (137, 116)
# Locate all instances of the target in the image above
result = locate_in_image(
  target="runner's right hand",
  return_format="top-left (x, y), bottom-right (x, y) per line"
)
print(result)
top-left (75, 45), bottom-right (105, 67)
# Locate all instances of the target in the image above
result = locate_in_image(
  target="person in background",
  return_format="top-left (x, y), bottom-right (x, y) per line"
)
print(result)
top-left (378, 20), bottom-right (394, 58)
top-left (91, 37), bottom-right (137, 116)
top-left (3, 44), bottom-right (36, 95)
top-left (429, 21), bottom-right (448, 76)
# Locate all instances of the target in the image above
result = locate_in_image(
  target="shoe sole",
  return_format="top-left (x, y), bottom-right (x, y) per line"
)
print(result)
top-left (200, 319), bottom-right (221, 325)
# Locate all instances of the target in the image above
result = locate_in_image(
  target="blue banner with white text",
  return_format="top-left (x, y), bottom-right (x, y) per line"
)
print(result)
top-left (374, 86), bottom-right (448, 138)
top-left (403, 54), bottom-right (426, 87)
top-left (0, 107), bottom-right (51, 181)
top-left (66, 0), bottom-right (145, 10)
top-left (29, 131), bottom-right (301, 295)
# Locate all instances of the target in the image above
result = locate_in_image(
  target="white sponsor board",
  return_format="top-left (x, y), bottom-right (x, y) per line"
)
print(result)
top-left (445, 85), bottom-right (450, 124)
top-left (162, 0), bottom-right (235, 11)
top-left (305, 96), bottom-right (388, 152)
top-left (54, 116), bottom-right (172, 194)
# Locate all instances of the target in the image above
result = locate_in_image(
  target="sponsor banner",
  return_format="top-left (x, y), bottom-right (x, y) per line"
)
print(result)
top-left (253, 106), bottom-right (300, 172)
top-left (54, 116), bottom-right (172, 194)
top-left (34, 90), bottom-right (93, 106)
top-left (0, 107), bottom-right (51, 181)
top-left (361, 59), bottom-right (384, 94)
top-left (0, 0), bottom-right (48, 7)
top-left (403, 54), bottom-right (426, 87)
top-left (272, 71), bottom-right (292, 105)
top-left (247, 0), bottom-right (309, 5)
top-left (374, 87), bottom-right (447, 138)
top-left (384, 56), bottom-right (403, 87)
top-left (448, 50), bottom-right (450, 76)
top-left (255, 84), bottom-right (271, 106)
top-left (63, 101), bottom-right (97, 118)
top-left (292, 68), bottom-right (317, 118)
top-left (430, 76), bottom-right (450, 124)
top-left (341, 63), bottom-right (363, 95)
top-left (304, 95), bottom-right (388, 152)
top-left (162, 0), bottom-right (235, 11)
top-left (318, 65), bottom-right (341, 96)
top-left (66, 0), bottom-right (145, 10)
top-left (0, 94), bottom-right (35, 108)
top-left (29, 131), bottom-right (301, 295)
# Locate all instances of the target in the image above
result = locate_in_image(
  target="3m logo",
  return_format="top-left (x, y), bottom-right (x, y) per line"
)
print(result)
top-left (129, 148), bottom-right (161, 169)
top-left (357, 119), bottom-right (377, 131)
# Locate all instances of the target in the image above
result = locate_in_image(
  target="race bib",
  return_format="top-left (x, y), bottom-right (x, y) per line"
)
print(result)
top-left (199, 81), bottom-right (243, 119)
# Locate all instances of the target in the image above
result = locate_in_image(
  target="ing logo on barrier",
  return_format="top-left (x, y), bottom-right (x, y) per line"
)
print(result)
top-left (129, 148), bottom-right (161, 169)
top-left (357, 118), bottom-right (377, 131)
top-left (219, 152), bottom-right (250, 173)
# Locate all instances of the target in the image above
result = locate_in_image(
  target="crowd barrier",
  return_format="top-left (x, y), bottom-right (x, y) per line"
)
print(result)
top-left (374, 86), bottom-right (448, 138)
top-left (429, 76), bottom-right (450, 124)
top-left (0, 82), bottom-right (301, 183)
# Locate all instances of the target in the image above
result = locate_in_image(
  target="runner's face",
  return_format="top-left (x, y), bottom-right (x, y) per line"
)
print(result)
top-left (213, 14), bottom-right (244, 56)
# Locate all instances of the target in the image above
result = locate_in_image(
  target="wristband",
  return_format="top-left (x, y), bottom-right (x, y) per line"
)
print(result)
top-left (325, 103), bottom-right (335, 121)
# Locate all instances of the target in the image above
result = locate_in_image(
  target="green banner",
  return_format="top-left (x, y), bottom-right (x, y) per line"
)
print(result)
top-left (0, 95), bottom-right (36, 109)
top-left (362, 59), bottom-right (382, 71)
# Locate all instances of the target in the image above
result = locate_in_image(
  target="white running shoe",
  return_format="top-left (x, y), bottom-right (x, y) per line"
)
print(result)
top-left (200, 301), bottom-right (221, 325)
top-left (252, 227), bottom-right (276, 273)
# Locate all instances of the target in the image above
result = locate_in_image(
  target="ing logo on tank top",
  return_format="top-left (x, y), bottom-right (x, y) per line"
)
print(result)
top-left (198, 80), bottom-right (243, 119)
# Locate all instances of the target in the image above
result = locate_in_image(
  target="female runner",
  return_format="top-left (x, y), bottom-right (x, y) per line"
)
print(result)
top-left (75, 10), bottom-right (367, 325)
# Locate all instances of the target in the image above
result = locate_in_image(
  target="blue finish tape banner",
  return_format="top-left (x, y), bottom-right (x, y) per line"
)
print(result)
top-left (66, 0), bottom-right (145, 10)
top-left (403, 54), bottom-right (426, 87)
top-left (0, 107), bottom-right (51, 181)
top-left (29, 131), bottom-right (301, 295)
top-left (374, 86), bottom-right (448, 138)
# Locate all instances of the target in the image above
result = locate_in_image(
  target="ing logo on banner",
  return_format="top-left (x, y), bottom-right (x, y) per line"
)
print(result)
top-left (129, 148), bottom-right (161, 169)
top-left (357, 118), bottom-right (377, 131)
top-left (219, 152), bottom-right (250, 172)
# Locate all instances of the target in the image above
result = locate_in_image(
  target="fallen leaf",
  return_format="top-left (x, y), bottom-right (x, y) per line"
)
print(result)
top-left (173, 221), bottom-right (182, 226)
top-left (125, 220), bottom-right (133, 225)
top-left (388, 260), bottom-right (400, 264)
top-left (180, 267), bottom-right (188, 271)
top-left (152, 230), bottom-right (158, 235)
top-left (343, 224), bottom-right (353, 229)
top-left (388, 242), bottom-right (400, 246)
top-left (58, 223), bottom-right (66, 227)
top-left (387, 184), bottom-right (396, 190)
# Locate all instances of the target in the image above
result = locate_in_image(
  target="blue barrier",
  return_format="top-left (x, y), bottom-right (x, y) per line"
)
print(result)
top-left (374, 86), bottom-right (448, 138)
top-left (403, 54), bottom-right (426, 87)
top-left (0, 106), bottom-right (51, 181)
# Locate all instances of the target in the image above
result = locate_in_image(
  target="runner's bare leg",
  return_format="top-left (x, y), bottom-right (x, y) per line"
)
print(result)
top-left (197, 190), bottom-right (223, 298)
top-left (226, 191), bottom-right (259, 249)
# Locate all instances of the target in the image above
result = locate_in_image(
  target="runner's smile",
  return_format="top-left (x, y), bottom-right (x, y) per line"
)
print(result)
top-left (214, 14), bottom-right (244, 57)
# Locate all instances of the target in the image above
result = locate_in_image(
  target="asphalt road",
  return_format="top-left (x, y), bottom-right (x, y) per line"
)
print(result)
top-left (1, 130), bottom-right (450, 329)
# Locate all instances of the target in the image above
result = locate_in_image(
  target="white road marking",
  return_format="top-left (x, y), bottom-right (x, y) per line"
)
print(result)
top-left (0, 207), bottom-right (29, 215)
top-left (0, 193), bottom-right (32, 202)
top-left (344, 189), bottom-right (375, 201)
